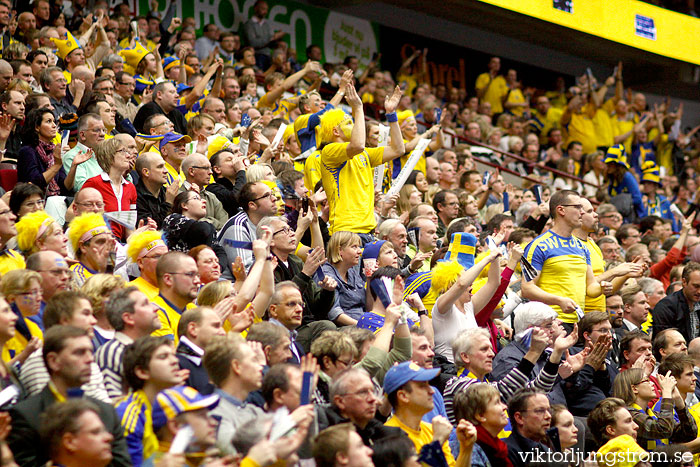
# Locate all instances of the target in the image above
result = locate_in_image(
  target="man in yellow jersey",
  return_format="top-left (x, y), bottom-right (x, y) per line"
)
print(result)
top-left (530, 96), bottom-right (563, 145)
top-left (127, 230), bottom-right (168, 301)
top-left (0, 198), bottom-right (25, 275)
top-left (573, 197), bottom-right (643, 313)
top-left (475, 57), bottom-right (508, 115)
top-left (522, 190), bottom-right (607, 330)
top-left (318, 82), bottom-right (405, 240)
top-left (561, 90), bottom-right (598, 155)
top-left (67, 212), bottom-right (115, 288)
top-left (152, 252), bottom-right (200, 343)
top-left (159, 132), bottom-right (192, 186)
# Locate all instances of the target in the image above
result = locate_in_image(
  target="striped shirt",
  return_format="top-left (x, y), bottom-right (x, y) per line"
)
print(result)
top-left (95, 332), bottom-right (133, 402)
top-left (443, 357), bottom-right (559, 426)
top-left (18, 348), bottom-right (111, 403)
top-left (116, 389), bottom-right (158, 466)
top-left (218, 210), bottom-right (256, 272)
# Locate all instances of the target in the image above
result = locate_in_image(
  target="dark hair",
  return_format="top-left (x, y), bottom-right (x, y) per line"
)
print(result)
top-left (639, 216), bottom-right (663, 235)
top-left (261, 363), bottom-right (297, 406)
top-left (369, 267), bottom-right (402, 300)
top-left (658, 352), bottom-right (695, 379)
top-left (486, 213), bottom-right (513, 233)
top-left (25, 92), bottom-right (51, 115)
top-left (509, 227), bottom-right (537, 245)
top-left (21, 108), bottom-right (54, 147)
top-left (620, 330), bottom-right (651, 363)
top-left (210, 149), bottom-right (233, 169)
top-left (26, 49), bottom-right (47, 65)
top-left (432, 190), bottom-right (454, 213)
top-left (9, 182), bottom-right (44, 216)
top-left (105, 286), bottom-right (139, 331)
top-left (682, 262), bottom-right (700, 283)
top-left (40, 399), bottom-right (101, 460)
top-left (587, 398), bottom-right (626, 444)
top-left (371, 434), bottom-right (416, 467)
top-left (507, 387), bottom-right (544, 428)
top-left (42, 325), bottom-right (89, 375)
top-left (548, 189), bottom-right (578, 220)
top-left (577, 311), bottom-right (609, 343)
top-left (43, 291), bottom-right (89, 330)
top-left (122, 335), bottom-right (172, 391)
top-left (172, 191), bottom-right (192, 215)
top-left (238, 182), bottom-right (262, 213)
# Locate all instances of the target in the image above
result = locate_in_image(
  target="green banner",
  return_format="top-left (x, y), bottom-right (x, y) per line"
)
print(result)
top-left (142, 0), bottom-right (380, 66)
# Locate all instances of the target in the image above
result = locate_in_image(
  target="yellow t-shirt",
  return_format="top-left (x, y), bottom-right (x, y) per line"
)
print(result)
top-left (613, 117), bottom-right (635, 155)
top-left (0, 250), bottom-right (26, 276)
top-left (533, 108), bottom-right (564, 145)
top-left (475, 73), bottom-right (508, 115)
top-left (565, 105), bottom-right (598, 155)
top-left (163, 161), bottom-right (185, 186)
top-left (505, 88), bottom-right (526, 117)
top-left (320, 142), bottom-right (384, 235)
top-left (385, 415), bottom-right (455, 467)
top-left (523, 230), bottom-right (591, 323)
top-left (128, 277), bottom-right (160, 302)
top-left (151, 294), bottom-right (196, 344)
top-left (2, 317), bottom-right (43, 362)
top-left (584, 237), bottom-right (606, 313)
top-left (592, 108), bottom-right (614, 149)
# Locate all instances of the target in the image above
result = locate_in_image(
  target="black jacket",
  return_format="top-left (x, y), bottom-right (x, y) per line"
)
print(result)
top-left (8, 385), bottom-right (131, 467)
top-left (505, 427), bottom-right (564, 467)
top-left (133, 101), bottom-right (188, 134)
top-left (653, 289), bottom-right (694, 342)
top-left (136, 178), bottom-right (173, 228)
top-left (206, 172), bottom-right (247, 217)
top-left (176, 339), bottom-right (214, 395)
top-left (562, 345), bottom-right (618, 417)
top-left (316, 404), bottom-right (404, 447)
top-left (273, 253), bottom-right (335, 326)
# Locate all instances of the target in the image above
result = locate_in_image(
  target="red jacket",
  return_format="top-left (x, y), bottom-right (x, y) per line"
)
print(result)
top-left (82, 173), bottom-right (137, 242)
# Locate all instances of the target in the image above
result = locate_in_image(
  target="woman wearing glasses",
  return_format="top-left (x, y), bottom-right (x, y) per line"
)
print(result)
top-left (0, 270), bottom-right (43, 366)
top-left (8, 183), bottom-right (45, 219)
top-left (613, 368), bottom-right (696, 450)
top-left (82, 135), bottom-right (137, 242)
top-left (18, 109), bottom-right (91, 195)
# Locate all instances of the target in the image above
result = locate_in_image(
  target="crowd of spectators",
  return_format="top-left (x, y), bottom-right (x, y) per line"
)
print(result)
top-left (0, 0), bottom-right (693, 466)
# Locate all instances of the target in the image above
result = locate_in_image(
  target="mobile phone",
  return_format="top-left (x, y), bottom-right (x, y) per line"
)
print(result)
top-left (482, 171), bottom-right (491, 185)
top-left (300, 371), bottom-right (313, 405)
top-left (92, 14), bottom-right (98, 23)
top-left (547, 426), bottom-right (562, 451)
top-left (434, 107), bottom-right (442, 125)
top-left (301, 197), bottom-right (309, 212)
top-left (503, 192), bottom-right (509, 212)
top-left (533, 185), bottom-right (542, 204)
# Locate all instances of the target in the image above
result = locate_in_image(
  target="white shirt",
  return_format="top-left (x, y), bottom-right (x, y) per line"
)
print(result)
top-left (432, 301), bottom-right (477, 363)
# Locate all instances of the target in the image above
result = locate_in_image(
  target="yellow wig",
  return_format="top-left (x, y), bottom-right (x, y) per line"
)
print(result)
top-left (318, 108), bottom-right (348, 145)
top-left (126, 230), bottom-right (164, 263)
top-left (397, 109), bottom-right (415, 127)
top-left (16, 211), bottom-right (56, 253)
top-left (68, 212), bottom-right (108, 253)
top-left (430, 260), bottom-right (464, 294)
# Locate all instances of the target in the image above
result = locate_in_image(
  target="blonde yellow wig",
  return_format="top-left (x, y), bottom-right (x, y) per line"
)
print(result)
top-left (16, 210), bottom-right (57, 253)
top-left (430, 260), bottom-right (464, 294)
top-left (126, 230), bottom-right (165, 263)
top-left (68, 212), bottom-right (109, 253)
top-left (319, 108), bottom-right (348, 145)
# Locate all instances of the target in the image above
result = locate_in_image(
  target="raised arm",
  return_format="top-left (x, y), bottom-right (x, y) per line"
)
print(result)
top-left (435, 250), bottom-right (500, 314)
top-left (344, 83), bottom-right (366, 158)
top-left (264, 61), bottom-right (321, 108)
top-left (381, 86), bottom-right (407, 162)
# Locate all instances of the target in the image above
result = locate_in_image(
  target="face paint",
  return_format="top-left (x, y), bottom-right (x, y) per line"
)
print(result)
top-left (340, 118), bottom-right (353, 140)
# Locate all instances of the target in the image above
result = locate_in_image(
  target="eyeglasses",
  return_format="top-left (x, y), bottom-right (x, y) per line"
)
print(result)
top-left (38, 268), bottom-right (70, 277)
top-left (602, 214), bottom-right (622, 219)
top-left (561, 204), bottom-right (584, 211)
top-left (273, 226), bottom-right (293, 236)
top-left (335, 357), bottom-right (353, 367)
top-left (165, 271), bottom-right (200, 279)
top-left (143, 253), bottom-right (164, 260)
top-left (191, 166), bottom-right (212, 172)
top-left (340, 388), bottom-right (379, 399)
top-left (252, 192), bottom-right (276, 202)
top-left (188, 195), bottom-right (202, 202)
top-left (76, 202), bottom-right (105, 209)
top-left (522, 407), bottom-right (552, 415)
top-left (117, 81), bottom-right (135, 87)
top-left (444, 202), bottom-right (459, 207)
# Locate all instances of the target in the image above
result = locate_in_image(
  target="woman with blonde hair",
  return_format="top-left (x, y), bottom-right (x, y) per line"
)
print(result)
top-left (15, 211), bottom-right (68, 257)
top-left (246, 163), bottom-right (275, 183)
top-left (81, 274), bottom-right (125, 348)
top-left (0, 270), bottom-right (43, 364)
top-left (397, 184), bottom-right (422, 217)
top-left (320, 231), bottom-right (365, 326)
top-left (196, 279), bottom-right (259, 333)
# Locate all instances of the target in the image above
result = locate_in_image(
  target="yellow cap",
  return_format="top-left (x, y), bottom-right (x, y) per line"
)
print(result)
top-left (118, 41), bottom-right (152, 75)
top-left (51, 31), bottom-right (81, 60)
top-left (207, 135), bottom-right (233, 159)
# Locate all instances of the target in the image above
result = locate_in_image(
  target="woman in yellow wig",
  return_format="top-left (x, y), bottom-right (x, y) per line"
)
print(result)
top-left (0, 270), bottom-right (43, 364)
top-left (126, 229), bottom-right (167, 301)
top-left (16, 211), bottom-right (68, 257)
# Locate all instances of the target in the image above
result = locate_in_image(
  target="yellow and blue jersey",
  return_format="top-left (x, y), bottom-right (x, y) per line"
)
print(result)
top-left (0, 249), bottom-right (25, 276)
top-left (524, 230), bottom-right (591, 323)
top-left (115, 389), bottom-right (158, 467)
top-left (151, 294), bottom-right (196, 344)
top-left (70, 262), bottom-right (97, 288)
top-left (128, 277), bottom-right (160, 302)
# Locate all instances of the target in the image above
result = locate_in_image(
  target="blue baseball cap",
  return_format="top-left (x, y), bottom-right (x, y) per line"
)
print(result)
top-left (152, 386), bottom-right (220, 431)
top-left (362, 240), bottom-right (386, 261)
top-left (176, 83), bottom-right (193, 94)
top-left (159, 131), bottom-right (192, 150)
top-left (383, 361), bottom-right (440, 395)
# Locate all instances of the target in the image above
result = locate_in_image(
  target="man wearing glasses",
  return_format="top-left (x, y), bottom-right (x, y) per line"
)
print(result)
top-left (433, 190), bottom-right (459, 239)
top-left (61, 113), bottom-right (107, 192)
top-left (505, 388), bottom-right (556, 467)
top-left (113, 71), bottom-right (138, 121)
top-left (26, 250), bottom-right (71, 325)
top-left (126, 230), bottom-right (167, 301)
top-left (180, 153), bottom-right (228, 230)
top-left (522, 190), bottom-right (606, 330)
top-left (152, 251), bottom-right (200, 343)
top-left (219, 181), bottom-right (279, 274)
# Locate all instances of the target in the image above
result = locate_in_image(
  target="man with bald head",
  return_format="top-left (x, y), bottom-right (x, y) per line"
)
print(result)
top-left (26, 251), bottom-right (71, 327)
top-left (71, 65), bottom-right (94, 92)
top-left (180, 153), bottom-right (227, 229)
top-left (15, 12), bottom-right (36, 42)
top-left (135, 152), bottom-right (178, 228)
top-left (0, 60), bottom-right (13, 93)
top-left (152, 252), bottom-right (200, 342)
top-left (202, 97), bottom-right (226, 124)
